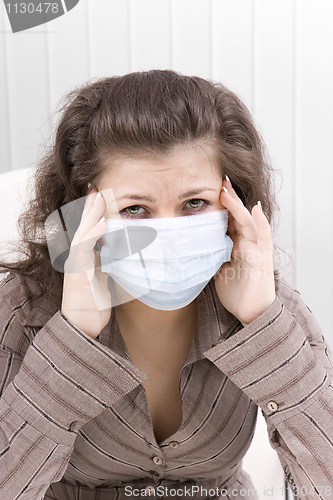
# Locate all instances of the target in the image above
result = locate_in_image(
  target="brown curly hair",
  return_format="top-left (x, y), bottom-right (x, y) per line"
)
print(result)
top-left (0, 69), bottom-right (278, 304)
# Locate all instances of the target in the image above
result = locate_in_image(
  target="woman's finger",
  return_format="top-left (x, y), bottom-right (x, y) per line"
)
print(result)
top-left (220, 185), bottom-right (258, 242)
top-left (76, 191), bottom-right (106, 238)
top-left (223, 177), bottom-right (244, 206)
top-left (251, 204), bottom-right (273, 253)
top-left (67, 189), bottom-right (106, 274)
top-left (66, 219), bottom-right (106, 274)
top-left (82, 187), bottom-right (98, 216)
top-left (226, 211), bottom-right (237, 240)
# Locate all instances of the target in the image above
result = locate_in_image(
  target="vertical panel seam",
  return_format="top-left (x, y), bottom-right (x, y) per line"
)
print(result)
top-left (208, 0), bottom-right (212, 79)
top-left (127, 0), bottom-right (133, 71)
top-left (251, 0), bottom-right (255, 114)
top-left (293, 0), bottom-right (298, 289)
top-left (85, 0), bottom-right (92, 77)
top-left (169, 0), bottom-right (174, 69)
top-left (45, 20), bottom-right (51, 119)
top-left (3, 16), bottom-right (13, 170)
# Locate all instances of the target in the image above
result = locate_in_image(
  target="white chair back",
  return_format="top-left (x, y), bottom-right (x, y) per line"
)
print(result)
top-left (0, 167), bottom-right (34, 261)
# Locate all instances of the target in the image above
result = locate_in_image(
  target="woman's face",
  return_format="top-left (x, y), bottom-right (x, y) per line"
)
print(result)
top-left (96, 146), bottom-right (225, 219)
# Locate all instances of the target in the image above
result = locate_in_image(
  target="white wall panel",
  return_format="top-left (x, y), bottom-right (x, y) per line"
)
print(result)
top-left (1, 11), bottom-right (49, 173)
top-left (46, 1), bottom-right (90, 107)
top-left (88, 0), bottom-right (131, 78)
top-left (129, 0), bottom-right (171, 71)
top-left (171, 0), bottom-right (212, 78)
top-left (253, 0), bottom-right (296, 283)
top-left (294, 0), bottom-right (333, 336)
top-left (211, 0), bottom-right (254, 110)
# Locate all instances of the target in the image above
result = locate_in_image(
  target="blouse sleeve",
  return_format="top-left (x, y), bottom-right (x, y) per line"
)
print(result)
top-left (0, 273), bottom-right (146, 500)
top-left (204, 277), bottom-right (333, 500)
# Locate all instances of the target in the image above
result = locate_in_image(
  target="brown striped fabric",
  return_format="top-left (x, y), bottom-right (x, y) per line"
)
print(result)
top-left (0, 272), bottom-right (332, 499)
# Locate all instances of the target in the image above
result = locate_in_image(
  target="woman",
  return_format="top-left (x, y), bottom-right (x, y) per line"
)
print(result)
top-left (0, 70), bottom-right (332, 500)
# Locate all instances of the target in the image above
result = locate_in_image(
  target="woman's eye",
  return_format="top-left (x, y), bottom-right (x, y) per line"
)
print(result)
top-left (121, 205), bottom-right (145, 217)
top-left (186, 199), bottom-right (207, 210)
top-left (127, 205), bottom-right (141, 214)
top-left (185, 199), bottom-right (211, 213)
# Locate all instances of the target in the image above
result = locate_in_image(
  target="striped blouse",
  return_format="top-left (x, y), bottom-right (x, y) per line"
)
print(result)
top-left (0, 272), bottom-right (333, 500)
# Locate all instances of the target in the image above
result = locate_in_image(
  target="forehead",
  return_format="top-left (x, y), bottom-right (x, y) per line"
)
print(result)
top-left (97, 143), bottom-right (221, 188)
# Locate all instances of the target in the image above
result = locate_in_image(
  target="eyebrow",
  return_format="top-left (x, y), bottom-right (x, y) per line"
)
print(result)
top-left (116, 188), bottom-right (218, 203)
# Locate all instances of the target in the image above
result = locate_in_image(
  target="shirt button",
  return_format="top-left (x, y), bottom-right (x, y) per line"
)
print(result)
top-left (152, 455), bottom-right (164, 465)
top-left (169, 441), bottom-right (180, 448)
top-left (145, 485), bottom-right (156, 496)
top-left (68, 421), bottom-right (80, 431)
top-left (267, 401), bottom-right (278, 412)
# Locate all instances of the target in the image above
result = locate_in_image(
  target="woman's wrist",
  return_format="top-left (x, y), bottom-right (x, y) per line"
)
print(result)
top-left (239, 295), bottom-right (276, 327)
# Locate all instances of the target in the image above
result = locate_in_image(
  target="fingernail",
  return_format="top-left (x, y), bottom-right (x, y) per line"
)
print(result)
top-left (257, 200), bottom-right (262, 211)
top-left (96, 216), bottom-right (105, 227)
top-left (94, 192), bottom-right (102, 205)
top-left (222, 186), bottom-right (232, 197)
top-left (225, 175), bottom-right (231, 185)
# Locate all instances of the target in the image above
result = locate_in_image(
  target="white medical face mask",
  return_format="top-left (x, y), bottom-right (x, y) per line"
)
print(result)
top-left (100, 210), bottom-right (233, 310)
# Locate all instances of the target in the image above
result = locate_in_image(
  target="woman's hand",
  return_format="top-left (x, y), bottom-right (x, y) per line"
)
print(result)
top-left (61, 188), bottom-right (111, 339)
top-left (214, 177), bottom-right (276, 326)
